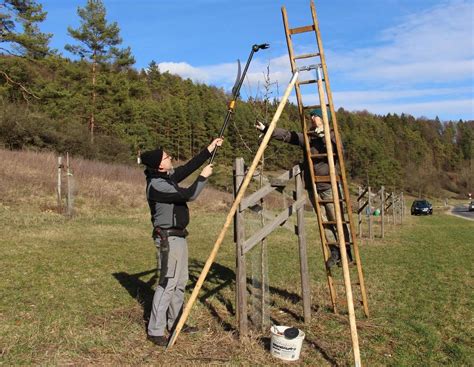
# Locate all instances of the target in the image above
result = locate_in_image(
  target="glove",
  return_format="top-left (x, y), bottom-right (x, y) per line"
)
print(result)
top-left (255, 120), bottom-right (267, 139)
top-left (315, 126), bottom-right (324, 137)
top-left (255, 120), bottom-right (266, 132)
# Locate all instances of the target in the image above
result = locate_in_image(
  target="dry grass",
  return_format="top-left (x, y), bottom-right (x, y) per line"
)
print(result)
top-left (1, 148), bottom-right (472, 366)
top-left (0, 148), bottom-right (235, 215)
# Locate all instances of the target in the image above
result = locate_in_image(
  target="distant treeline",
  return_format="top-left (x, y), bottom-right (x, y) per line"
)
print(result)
top-left (1, 0), bottom-right (472, 197)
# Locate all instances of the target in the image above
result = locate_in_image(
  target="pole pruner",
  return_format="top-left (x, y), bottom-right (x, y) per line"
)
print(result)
top-left (209, 43), bottom-right (269, 163)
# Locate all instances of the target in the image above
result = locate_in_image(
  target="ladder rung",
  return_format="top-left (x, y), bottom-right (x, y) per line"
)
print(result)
top-left (311, 152), bottom-right (336, 158)
top-left (318, 199), bottom-right (344, 204)
top-left (290, 24), bottom-right (315, 35)
top-left (326, 241), bottom-right (352, 245)
top-left (298, 79), bottom-right (317, 85)
top-left (294, 52), bottom-right (320, 60)
top-left (314, 175), bottom-right (341, 183)
top-left (303, 103), bottom-right (330, 110)
top-left (306, 129), bottom-right (334, 137)
top-left (322, 221), bottom-right (349, 225)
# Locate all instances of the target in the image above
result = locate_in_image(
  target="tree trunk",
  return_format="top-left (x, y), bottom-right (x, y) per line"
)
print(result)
top-left (90, 56), bottom-right (97, 143)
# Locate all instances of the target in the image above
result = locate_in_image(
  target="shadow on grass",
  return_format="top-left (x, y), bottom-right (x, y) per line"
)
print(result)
top-left (113, 269), bottom-right (157, 328)
top-left (113, 260), bottom-right (335, 364)
top-left (112, 259), bottom-right (307, 327)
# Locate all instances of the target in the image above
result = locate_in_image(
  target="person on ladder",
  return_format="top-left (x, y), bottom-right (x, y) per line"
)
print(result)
top-left (255, 108), bottom-right (353, 268)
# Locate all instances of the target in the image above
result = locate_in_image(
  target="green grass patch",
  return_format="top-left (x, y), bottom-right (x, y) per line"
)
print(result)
top-left (0, 203), bottom-right (472, 365)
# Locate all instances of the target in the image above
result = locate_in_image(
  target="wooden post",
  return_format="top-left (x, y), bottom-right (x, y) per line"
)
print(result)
top-left (400, 192), bottom-right (404, 224)
top-left (234, 158), bottom-right (247, 337)
top-left (57, 156), bottom-right (63, 212)
top-left (166, 71), bottom-right (299, 350)
top-left (296, 170), bottom-right (311, 323)
top-left (259, 156), bottom-right (267, 331)
top-left (381, 186), bottom-right (385, 238)
top-left (395, 194), bottom-right (399, 225)
top-left (358, 186), bottom-right (362, 238)
top-left (392, 191), bottom-right (395, 225)
top-left (368, 186), bottom-right (373, 240)
top-left (66, 153), bottom-right (72, 217)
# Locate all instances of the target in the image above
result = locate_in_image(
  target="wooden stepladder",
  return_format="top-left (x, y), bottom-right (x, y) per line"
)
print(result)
top-left (282, 1), bottom-right (368, 365)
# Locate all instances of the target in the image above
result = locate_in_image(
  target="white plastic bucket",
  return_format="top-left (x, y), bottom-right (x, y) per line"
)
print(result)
top-left (270, 325), bottom-right (305, 361)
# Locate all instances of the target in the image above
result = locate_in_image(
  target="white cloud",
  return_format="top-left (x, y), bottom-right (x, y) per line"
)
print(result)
top-left (157, 0), bottom-right (473, 119)
top-left (292, 87), bottom-right (474, 119)
top-left (159, 55), bottom-right (294, 98)
top-left (333, 86), bottom-right (473, 104)
top-left (158, 61), bottom-right (237, 85)
top-left (348, 99), bottom-right (473, 119)
top-left (327, 0), bottom-right (474, 84)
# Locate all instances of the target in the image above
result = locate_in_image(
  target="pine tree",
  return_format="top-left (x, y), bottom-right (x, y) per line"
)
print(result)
top-left (0, 0), bottom-right (51, 100)
top-left (65, 0), bottom-right (134, 142)
top-left (0, 0), bottom-right (51, 58)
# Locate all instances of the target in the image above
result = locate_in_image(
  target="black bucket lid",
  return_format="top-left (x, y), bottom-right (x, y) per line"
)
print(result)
top-left (284, 327), bottom-right (299, 339)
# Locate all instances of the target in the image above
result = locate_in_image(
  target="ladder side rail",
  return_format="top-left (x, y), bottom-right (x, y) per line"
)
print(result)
top-left (282, 5), bottom-right (338, 312)
top-left (315, 65), bottom-right (361, 367)
top-left (310, 0), bottom-right (369, 318)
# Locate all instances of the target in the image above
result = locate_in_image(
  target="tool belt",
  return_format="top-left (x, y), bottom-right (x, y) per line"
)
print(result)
top-left (153, 227), bottom-right (188, 253)
top-left (153, 227), bottom-right (188, 240)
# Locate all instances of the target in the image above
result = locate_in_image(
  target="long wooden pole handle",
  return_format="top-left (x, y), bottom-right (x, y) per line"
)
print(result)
top-left (316, 74), bottom-right (361, 366)
top-left (166, 71), bottom-right (299, 350)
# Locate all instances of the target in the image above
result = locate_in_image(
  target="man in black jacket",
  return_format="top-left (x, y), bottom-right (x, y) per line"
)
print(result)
top-left (140, 137), bottom-right (223, 346)
top-left (256, 109), bottom-right (352, 268)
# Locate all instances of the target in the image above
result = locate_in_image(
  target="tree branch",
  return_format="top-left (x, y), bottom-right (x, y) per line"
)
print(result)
top-left (0, 70), bottom-right (40, 101)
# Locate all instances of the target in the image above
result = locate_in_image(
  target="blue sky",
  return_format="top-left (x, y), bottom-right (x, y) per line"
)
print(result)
top-left (40, 0), bottom-right (473, 121)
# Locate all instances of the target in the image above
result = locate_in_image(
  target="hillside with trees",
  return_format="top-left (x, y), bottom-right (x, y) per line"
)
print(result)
top-left (1, 0), bottom-right (472, 197)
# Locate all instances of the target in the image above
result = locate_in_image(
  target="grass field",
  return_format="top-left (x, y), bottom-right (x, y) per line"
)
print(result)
top-left (0, 150), bottom-right (473, 366)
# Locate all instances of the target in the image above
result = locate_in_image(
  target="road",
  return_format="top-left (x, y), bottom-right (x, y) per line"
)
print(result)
top-left (451, 204), bottom-right (474, 221)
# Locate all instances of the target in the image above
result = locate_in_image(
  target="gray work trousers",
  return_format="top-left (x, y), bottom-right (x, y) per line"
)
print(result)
top-left (148, 236), bottom-right (188, 337)
top-left (312, 187), bottom-right (350, 243)
top-left (318, 188), bottom-right (338, 242)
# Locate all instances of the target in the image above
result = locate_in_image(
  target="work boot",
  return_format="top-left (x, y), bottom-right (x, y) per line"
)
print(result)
top-left (346, 245), bottom-right (354, 264)
top-left (182, 325), bottom-right (199, 334)
top-left (147, 334), bottom-right (168, 347)
top-left (168, 324), bottom-right (199, 334)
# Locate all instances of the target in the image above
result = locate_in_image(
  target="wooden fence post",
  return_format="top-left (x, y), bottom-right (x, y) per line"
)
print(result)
top-left (234, 158), bottom-right (247, 337)
top-left (358, 186), bottom-right (362, 238)
top-left (57, 156), bottom-right (63, 212)
top-left (400, 192), bottom-right (404, 224)
top-left (391, 191), bottom-right (395, 225)
top-left (66, 152), bottom-right (73, 217)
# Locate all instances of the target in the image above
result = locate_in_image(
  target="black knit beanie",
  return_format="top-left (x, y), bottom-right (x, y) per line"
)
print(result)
top-left (140, 148), bottom-right (164, 168)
